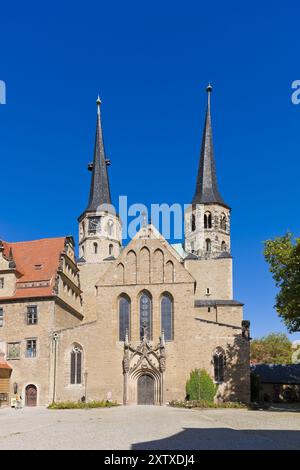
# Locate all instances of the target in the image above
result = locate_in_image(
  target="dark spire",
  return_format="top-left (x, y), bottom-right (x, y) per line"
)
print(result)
top-left (86, 96), bottom-right (112, 212)
top-left (192, 84), bottom-right (229, 208)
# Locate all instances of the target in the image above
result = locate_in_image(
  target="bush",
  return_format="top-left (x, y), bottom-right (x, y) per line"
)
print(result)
top-left (48, 400), bottom-right (119, 409)
top-left (186, 369), bottom-right (217, 403)
top-left (169, 400), bottom-right (247, 409)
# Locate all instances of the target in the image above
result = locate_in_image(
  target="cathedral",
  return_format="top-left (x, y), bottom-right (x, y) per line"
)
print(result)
top-left (0, 86), bottom-right (250, 407)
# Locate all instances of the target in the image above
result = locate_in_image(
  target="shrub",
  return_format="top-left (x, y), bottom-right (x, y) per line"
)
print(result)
top-left (48, 400), bottom-right (119, 409)
top-left (186, 369), bottom-right (217, 403)
top-left (169, 400), bottom-right (247, 409)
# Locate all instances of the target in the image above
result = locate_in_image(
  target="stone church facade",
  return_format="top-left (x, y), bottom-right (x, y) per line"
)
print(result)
top-left (0, 87), bottom-right (250, 407)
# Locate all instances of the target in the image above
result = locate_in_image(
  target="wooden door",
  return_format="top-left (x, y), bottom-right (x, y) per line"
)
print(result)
top-left (137, 375), bottom-right (154, 405)
top-left (25, 384), bottom-right (37, 407)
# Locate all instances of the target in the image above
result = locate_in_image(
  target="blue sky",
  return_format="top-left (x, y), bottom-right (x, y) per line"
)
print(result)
top-left (1, 1), bottom-right (300, 340)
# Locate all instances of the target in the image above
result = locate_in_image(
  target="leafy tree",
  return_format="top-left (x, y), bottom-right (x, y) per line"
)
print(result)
top-left (264, 233), bottom-right (300, 332)
top-left (250, 333), bottom-right (292, 364)
top-left (186, 369), bottom-right (217, 402)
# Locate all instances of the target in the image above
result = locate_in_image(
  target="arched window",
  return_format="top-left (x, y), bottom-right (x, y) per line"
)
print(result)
top-left (221, 241), bottom-right (227, 251)
top-left (119, 295), bottom-right (130, 341)
top-left (140, 291), bottom-right (152, 340)
top-left (107, 220), bottom-right (114, 236)
top-left (109, 244), bottom-right (114, 256)
top-left (205, 238), bottom-right (211, 252)
top-left (213, 349), bottom-right (225, 382)
top-left (204, 212), bottom-right (212, 229)
top-left (191, 213), bottom-right (196, 232)
top-left (220, 213), bottom-right (227, 231)
top-left (161, 293), bottom-right (174, 341)
top-left (93, 242), bottom-right (98, 254)
top-left (70, 344), bottom-right (82, 384)
top-left (80, 221), bottom-right (85, 239)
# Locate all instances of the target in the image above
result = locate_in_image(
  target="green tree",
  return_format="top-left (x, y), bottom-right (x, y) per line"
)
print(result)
top-left (264, 233), bottom-right (300, 333)
top-left (186, 369), bottom-right (217, 402)
top-left (250, 333), bottom-right (292, 364)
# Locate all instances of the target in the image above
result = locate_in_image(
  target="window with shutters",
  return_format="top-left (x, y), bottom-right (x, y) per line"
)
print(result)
top-left (70, 344), bottom-right (82, 384)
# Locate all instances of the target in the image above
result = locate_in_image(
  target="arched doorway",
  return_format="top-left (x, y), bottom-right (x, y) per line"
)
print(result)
top-left (137, 374), bottom-right (154, 405)
top-left (25, 384), bottom-right (37, 407)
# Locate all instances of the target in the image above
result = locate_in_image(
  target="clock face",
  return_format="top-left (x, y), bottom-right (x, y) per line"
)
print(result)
top-left (88, 217), bottom-right (101, 233)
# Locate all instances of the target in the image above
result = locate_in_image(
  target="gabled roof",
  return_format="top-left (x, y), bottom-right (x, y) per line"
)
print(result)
top-left (96, 224), bottom-right (195, 286)
top-left (251, 364), bottom-right (300, 384)
top-left (0, 237), bottom-right (68, 300)
top-left (192, 85), bottom-right (229, 209)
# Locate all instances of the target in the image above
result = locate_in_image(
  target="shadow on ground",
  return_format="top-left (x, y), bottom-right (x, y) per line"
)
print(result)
top-left (131, 427), bottom-right (300, 450)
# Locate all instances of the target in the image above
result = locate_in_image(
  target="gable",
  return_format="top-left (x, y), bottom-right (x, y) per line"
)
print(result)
top-left (96, 226), bottom-right (195, 287)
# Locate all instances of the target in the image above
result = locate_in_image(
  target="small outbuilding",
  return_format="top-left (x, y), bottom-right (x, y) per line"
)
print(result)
top-left (0, 350), bottom-right (12, 406)
top-left (251, 364), bottom-right (300, 403)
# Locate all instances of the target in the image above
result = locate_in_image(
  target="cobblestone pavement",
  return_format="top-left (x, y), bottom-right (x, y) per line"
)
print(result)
top-left (0, 405), bottom-right (300, 450)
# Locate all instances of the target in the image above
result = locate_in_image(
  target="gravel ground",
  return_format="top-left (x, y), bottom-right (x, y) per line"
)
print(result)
top-left (0, 405), bottom-right (300, 450)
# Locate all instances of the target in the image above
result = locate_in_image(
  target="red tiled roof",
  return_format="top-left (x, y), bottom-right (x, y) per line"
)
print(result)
top-left (0, 357), bottom-right (12, 370)
top-left (0, 237), bottom-right (66, 300)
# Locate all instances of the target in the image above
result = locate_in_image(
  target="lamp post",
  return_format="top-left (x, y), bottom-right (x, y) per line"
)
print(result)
top-left (52, 333), bottom-right (59, 404)
top-left (84, 370), bottom-right (88, 403)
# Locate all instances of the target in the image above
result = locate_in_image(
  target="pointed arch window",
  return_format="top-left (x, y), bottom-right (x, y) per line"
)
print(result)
top-left (213, 349), bottom-right (225, 382)
top-left (221, 241), bottom-right (227, 251)
top-left (191, 213), bottom-right (196, 232)
top-left (140, 291), bottom-right (152, 340)
top-left (161, 293), bottom-right (174, 341)
top-left (107, 220), bottom-right (114, 236)
top-left (220, 214), bottom-right (227, 231)
top-left (70, 345), bottom-right (82, 384)
top-left (205, 238), bottom-right (211, 252)
top-left (119, 295), bottom-right (130, 341)
top-left (204, 212), bottom-right (212, 229)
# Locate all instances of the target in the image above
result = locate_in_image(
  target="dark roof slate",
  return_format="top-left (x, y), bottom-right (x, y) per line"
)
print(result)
top-left (250, 364), bottom-right (300, 384)
top-left (192, 86), bottom-right (230, 209)
top-left (86, 99), bottom-right (112, 212)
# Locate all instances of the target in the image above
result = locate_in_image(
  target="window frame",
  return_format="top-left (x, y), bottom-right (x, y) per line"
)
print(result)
top-left (7, 342), bottom-right (21, 360)
top-left (139, 291), bottom-right (153, 340)
top-left (26, 305), bottom-right (38, 325)
top-left (70, 345), bottom-right (82, 385)
top-left (0, 308), bottom-right (3, 327)
top-left (213, 350), bottom-right (225, 383)
top-left (119, 294), bottom-right (131, 342)
top-left (26, 338), bottom-right (37, 358)
top-left (161, 293), bottom-right (174, 341)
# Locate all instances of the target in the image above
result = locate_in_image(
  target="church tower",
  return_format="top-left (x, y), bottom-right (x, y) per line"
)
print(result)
top-left (185, 85), bottom-right (231, 258)
top-left (78, 97), bottom-right (122, 263)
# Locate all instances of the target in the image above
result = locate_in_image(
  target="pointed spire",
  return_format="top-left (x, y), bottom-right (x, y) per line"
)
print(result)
top-left (86, 96), bottom-right (112, 212)
top-left (192, 84), bottom-right (229, 208)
